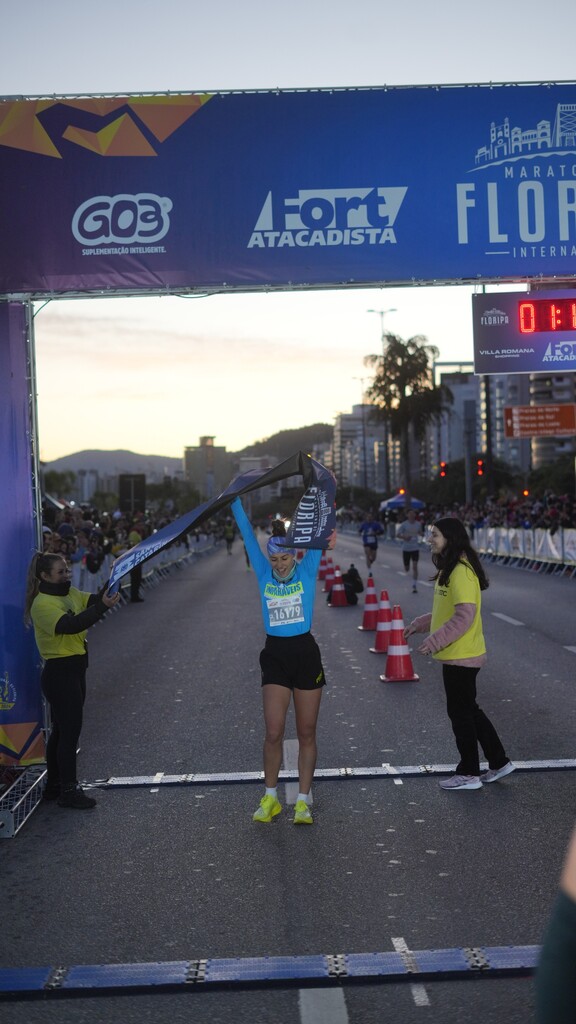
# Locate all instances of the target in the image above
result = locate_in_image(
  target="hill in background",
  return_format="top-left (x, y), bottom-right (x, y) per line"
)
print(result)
top-left (239, 423), bottom-right (333, 463)
top-left (43, 449), bottom-right (183, 478)
top-left (43, 424), bottom-right (333, 478)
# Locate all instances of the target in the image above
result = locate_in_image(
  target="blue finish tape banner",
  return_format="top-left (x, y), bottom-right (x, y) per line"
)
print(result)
top-left (2, 83), bottom-right (576, 294)
top-left (107, 452), bottom-right (336, 594)
top-left (0, 304), bottom-right (45, 766)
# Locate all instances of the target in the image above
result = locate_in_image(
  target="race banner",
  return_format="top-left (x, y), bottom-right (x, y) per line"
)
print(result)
top-left (0, 303), bottom-right (45, 766)
top-left (2, 83), bottom-right (576, 294)
top-left (106, 452), bottom-right (336, 594)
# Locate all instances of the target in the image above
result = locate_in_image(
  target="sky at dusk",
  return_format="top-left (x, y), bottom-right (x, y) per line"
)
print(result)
top-left (3, 0), bottom-right (576, 461)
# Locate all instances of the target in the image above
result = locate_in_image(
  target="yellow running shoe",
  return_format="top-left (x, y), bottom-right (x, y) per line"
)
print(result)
top-left (293, 799), bottom-right (313, 824)
top-left (253, 794), bottom-right (282, 822)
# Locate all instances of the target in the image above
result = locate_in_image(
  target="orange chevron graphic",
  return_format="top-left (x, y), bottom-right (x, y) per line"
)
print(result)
top-left (0, 94), bottom-right (213, 158)
top-left (64, 114), bottom-right (159, 156)
top-left (0, 100), bottom-right (62, 158)
top-left (0, 722), bottom-right (45, 766)
top-left (122, 95), bottom-right (211, 142)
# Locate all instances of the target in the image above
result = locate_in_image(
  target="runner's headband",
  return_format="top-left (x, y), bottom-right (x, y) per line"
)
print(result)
top-left (266, 536), bottom-right (296, 557)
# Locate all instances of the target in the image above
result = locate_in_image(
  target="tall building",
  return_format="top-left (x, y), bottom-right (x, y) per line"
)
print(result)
top-left (430, 367), bottom-right (533, 476)
top-left (333, 405), bottom-right (384, 491)
top-left (432, 369), bottom-right (481, 471)
top-left (236, 454), bottom-right (282, 507)
top-left (183, 437), bottom-right (232, 500)
top-left (480, 373), bottom-right (532, 473)
top-left (529, 372), bottom-right (576, 469)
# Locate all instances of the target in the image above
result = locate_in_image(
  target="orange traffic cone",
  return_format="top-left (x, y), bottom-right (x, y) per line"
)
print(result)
top-left (369, 590), bottom-right (392, 653)
top-left (318, 553), bottom-right (327, 581)
top-left (323, 557), bottom-right (335, 593)
top-left (358, 573), bottom-right (378, 631)
top-left (380, 605), bottom-right (420, 682)
top-left (329, 566), bottom-right (348, 607)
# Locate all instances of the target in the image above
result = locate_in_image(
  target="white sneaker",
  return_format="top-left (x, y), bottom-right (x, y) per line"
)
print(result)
top-left (439, 774), bottom-right (482, 790)
top-left (480, 762), bottom-right (516, 784)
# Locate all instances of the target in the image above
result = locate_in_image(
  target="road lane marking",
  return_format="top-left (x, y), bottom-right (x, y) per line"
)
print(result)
top-left (564, 646), bottom-right (576, 654)
top-left (491, 612), bottom-right (524, 626)
top-left (392, 937), bottom-right (431, 1007)
top-left (284, 739), bottom-right (314, 805)
top-left (299, 987), bottom-right (349, 1024)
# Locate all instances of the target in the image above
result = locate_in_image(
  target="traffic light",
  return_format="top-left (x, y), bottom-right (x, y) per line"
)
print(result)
top-left (476, 459), bottom-right (485, 477)
top-left (522, 488), bottom-right (530, 497)
top-left (439, 461), bottom-right (448, 478)
top-left (398, 487), bottom-right (406, 495)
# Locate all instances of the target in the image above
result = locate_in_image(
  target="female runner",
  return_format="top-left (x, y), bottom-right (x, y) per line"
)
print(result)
top-left (231, 497), bottom-right (335, 824)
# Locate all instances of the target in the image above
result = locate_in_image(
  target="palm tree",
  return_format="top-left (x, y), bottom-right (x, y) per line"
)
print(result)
top-left (364, 333), bottom-right (452, 504)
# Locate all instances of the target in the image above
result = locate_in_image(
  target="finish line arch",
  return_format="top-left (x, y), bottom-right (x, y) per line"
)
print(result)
top-left (2, 79), bottom-right (576, 764)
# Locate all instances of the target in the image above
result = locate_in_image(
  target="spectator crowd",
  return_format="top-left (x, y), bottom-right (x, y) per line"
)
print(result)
top-left (40, 502), bottom-right (232, 594)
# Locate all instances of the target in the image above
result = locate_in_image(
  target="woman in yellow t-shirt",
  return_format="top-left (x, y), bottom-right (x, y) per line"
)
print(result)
top-left (404, 517), bottom-right (514, 792)
top-left (25, 552), bottom-right (120, 809)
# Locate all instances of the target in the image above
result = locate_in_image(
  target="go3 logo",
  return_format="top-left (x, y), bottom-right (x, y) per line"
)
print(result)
top-left (72, 193), bottom-right (173, 245)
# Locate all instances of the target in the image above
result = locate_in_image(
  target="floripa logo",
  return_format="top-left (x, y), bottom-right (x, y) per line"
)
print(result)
top-left (72, 193), bottom-right (173, 246)
top-left (480, 307), bottom-right (509, 327)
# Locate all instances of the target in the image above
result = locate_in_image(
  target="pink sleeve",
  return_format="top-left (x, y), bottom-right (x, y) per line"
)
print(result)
top-left (410, 613), bottom-right (432, 633)
top-left (427, 603), bottom-right (476, 653)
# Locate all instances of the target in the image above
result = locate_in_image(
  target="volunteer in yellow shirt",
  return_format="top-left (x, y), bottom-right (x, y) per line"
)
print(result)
top-left (25, 552), bottom-right (119, 809)
top-left (405, 517), bottom-right (514, 791)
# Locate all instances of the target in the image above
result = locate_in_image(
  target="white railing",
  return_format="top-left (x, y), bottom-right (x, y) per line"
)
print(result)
top-left (470, 526), bottom-right (576, 575)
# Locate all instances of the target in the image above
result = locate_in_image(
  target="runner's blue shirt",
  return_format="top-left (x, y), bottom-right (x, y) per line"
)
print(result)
top-left (231, 497), bottom-right (321, 637)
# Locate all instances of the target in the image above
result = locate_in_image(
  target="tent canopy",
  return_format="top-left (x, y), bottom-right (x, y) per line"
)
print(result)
top-left (379, 495), bottom-right (425, 511)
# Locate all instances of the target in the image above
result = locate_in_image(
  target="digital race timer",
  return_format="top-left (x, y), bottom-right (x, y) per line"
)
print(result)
top-left (519, 297), bottom-right (576, 334)
top-left (472, 289), bottom-right (576, 375)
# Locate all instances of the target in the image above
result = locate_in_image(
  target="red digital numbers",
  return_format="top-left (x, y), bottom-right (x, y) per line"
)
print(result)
top-left (519, 298), bottom-right (576, 333)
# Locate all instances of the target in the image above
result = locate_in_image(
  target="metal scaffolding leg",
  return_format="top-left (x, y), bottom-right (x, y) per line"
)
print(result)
top-left (0, 765), bottom-right (45, 839)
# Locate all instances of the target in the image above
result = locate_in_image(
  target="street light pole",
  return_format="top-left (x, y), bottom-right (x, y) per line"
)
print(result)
top-left (367, 307), bottom-right (397, 495)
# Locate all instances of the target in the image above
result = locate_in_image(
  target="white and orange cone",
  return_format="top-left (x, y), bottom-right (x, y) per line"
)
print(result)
top-left (329, 565), bottom-right (348, 607)
top-left (318, 553), bottom-right (328, 581)
top-left (323, 557), bottom-right (335, 593)
top-left (369, 590), bottom-right (392, 653)
top-left (358, 573), bottom-right (378, 631)
top-left (380, 605), bottom-right (420, 682)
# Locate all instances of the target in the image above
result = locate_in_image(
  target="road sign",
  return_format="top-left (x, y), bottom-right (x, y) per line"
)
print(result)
top-left (504, 404), bottom-right (576, 439)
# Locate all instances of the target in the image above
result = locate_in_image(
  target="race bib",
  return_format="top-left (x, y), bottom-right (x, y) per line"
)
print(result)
top-left (264, 581), bottom-right (305, 628)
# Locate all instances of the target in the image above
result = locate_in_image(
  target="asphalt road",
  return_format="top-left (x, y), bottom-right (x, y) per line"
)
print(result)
top-left (3, 529), bottom-right (576, 1024)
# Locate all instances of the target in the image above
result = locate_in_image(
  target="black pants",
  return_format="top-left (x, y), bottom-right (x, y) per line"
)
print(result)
top-left (41, 655), bottom-right (87, 789)
top-left (442, 664), bottom-right (508, 776)
top-left (130, 563), bottom-right (143, 601)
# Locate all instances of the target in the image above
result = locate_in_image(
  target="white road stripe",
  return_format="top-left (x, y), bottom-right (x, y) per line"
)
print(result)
top-left (150, 771), bottom-right (164, 793)
top-left (491, 612), bottom-right (524, 626)
top-left (283, 738), bottom-right (313, 805)
top-left (411, 983), bottom-right (432, 1006)
top-left (564, 646), bottom-right (576, 654)
top-left (392, 937), bottom-right (431, 1007)
top-left (299, 988), bottom-right (349, 1024)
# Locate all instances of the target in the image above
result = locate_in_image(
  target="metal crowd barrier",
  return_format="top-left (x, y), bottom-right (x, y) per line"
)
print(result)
top-left (472, 525), bottom-right (576, 577)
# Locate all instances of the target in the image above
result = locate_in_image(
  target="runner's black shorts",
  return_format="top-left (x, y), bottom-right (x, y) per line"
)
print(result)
top-left (402, 550), bottom-right (420, 569)
top-left (260, 632), bottom-right (326, 691)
